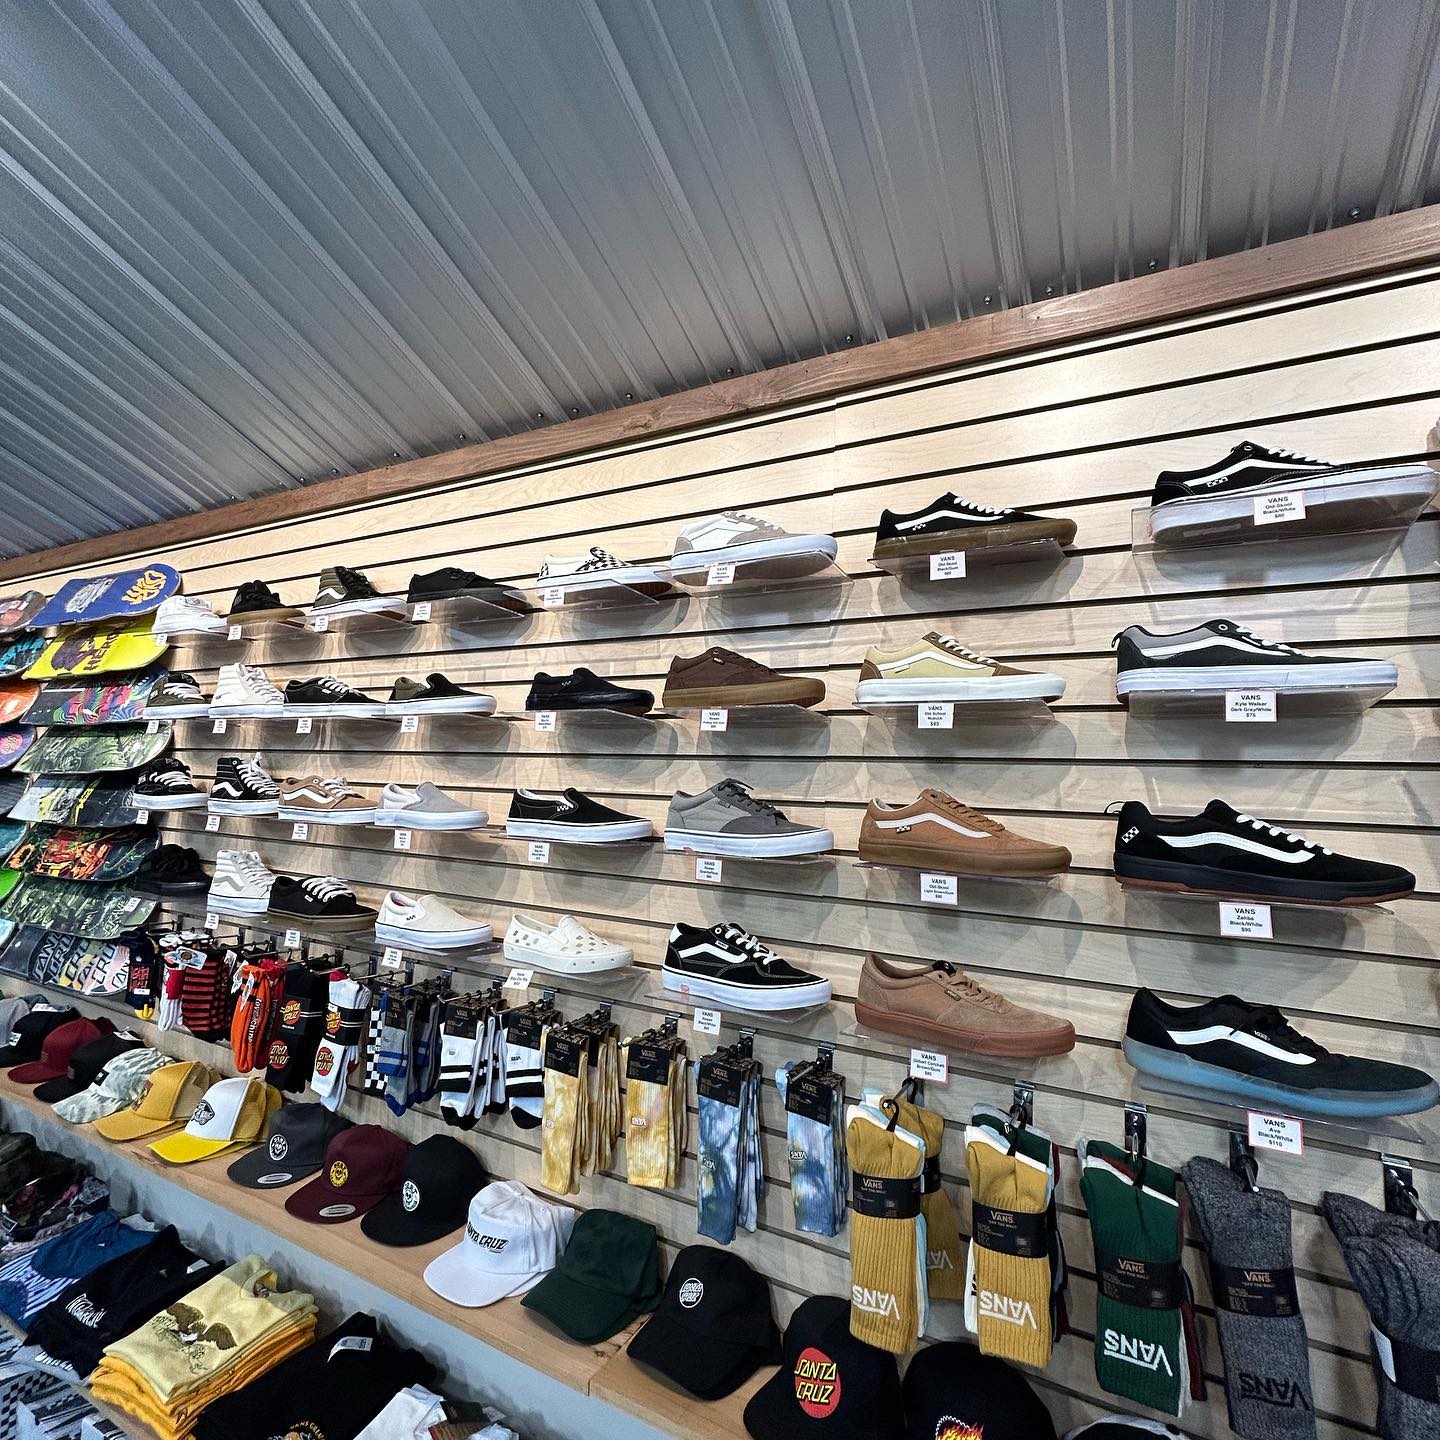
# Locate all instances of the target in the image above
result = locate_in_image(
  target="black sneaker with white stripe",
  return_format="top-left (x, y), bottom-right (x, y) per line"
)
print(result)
top-left (1114, 618), bottom-right (1398, 700)
top-left (1124, 988), bottom-right (1439, 1118)
top-left (505, 787), bottom-right (653, 843)
top-left (662, 921), bottom-right (830, 1011)
top-left (268, 874), bottom-right (376, 927)
top-left (873, 493), bottom-right (1076, 559)
top-left (208, 755), bottom-right (281, 816)
top-left (283, 676), bottom-right (385, 717)
top-left (1113, 798), bottom-right (1414, 905)
top-left (132, 757), bottom-right (206, 810)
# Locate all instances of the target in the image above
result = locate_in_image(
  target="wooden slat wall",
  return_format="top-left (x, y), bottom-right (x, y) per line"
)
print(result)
top-left (8, 260), bottom-right (1440, 1438)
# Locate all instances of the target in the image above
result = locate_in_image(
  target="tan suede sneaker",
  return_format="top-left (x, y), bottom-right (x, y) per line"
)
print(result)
top-left (856, 953), bottom-right (1075, 1056)
top-left (858, 788), bottom-right (1071, 876)
top-left (855, 632), bottom-right (1064, 703)
top-left (662, 646), bottom-right (825, 708)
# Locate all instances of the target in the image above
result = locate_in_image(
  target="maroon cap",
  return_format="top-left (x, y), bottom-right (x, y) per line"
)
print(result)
top-left (10, 1018), bottom-right (111, 1085)
top-left (284, 1124), bottom-right (410, 1225)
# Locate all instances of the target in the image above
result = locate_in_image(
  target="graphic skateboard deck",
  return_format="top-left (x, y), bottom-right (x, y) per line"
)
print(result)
top-left (0, 727), bottom-right (34, 771)
top-left (0, 775), bottom-right (24, 816)
top-left (0, 820), bottom-right (24, 864)
top-left (0, 683), bottom-right (39, 723)
top-left (26, 620), bottom-right (170, 680)
top-left (10, 926), bottom-right (132, 994)
top-left (33, 565), bottom-right (181, 628)
top-left (6, 825), bottom-right (157, 881)
top-left (21, 673), bottom-right (160, 727)
top-left (0, 634), bottom-right (46, 679)
top-left (8, 775), bottom-right (140, 828)
top-left (16, 723), bottom-right (170, 776)
top-left (1, 876), bottom-right (155, 939)
top-left (0, 870), bottom-right (18, 905)
top-left (0, 593), bottom-right (44, 636)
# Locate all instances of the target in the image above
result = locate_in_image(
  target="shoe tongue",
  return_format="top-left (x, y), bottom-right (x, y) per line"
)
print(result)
top-left (555, 916), bottom-right (587, 941)
top-left (1203, 797), bottom-right (1240, 822)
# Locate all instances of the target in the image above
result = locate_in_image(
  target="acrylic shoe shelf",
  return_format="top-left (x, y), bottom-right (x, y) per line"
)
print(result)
top-left (526, 707), bottom-right (668, 733)
top-left (407, 592), bottom-right (533, 625)
top-left (868, 536), bottom-right (1068, 582)
top-left (642, 985), bottom-right (832, 1026)
top-left (669, 546), bottom-right (850, 596)
top-left (1121, 679), bottom-right (1395, 719)
top-left (518, 571), bottom-right (683, 611)
top-left (299, 604), bottom-right (415, 636)
top-left (656, 702), bottom-right (829, 732)
top-left (854, 861), bottom-right (1058, 906)
top-left (857, 696), bottom-right (1058, 726)
top-left (1114, 879), bottom-right (1398, 943)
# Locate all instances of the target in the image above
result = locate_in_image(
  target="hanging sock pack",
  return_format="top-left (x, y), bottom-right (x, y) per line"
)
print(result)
top-left (777, 1058), bottom-right (848, 1238)
top-left (695, 1042), bottom-right (763, 1244)
top-left (309, 975), bottom-right (371, 1111)
top-left (229, 952), bottom-right (285, 1073)
top-left (265, 963), bottom-right (326, 1093)
top-left (623, 1025), bottom-right (688, 1190)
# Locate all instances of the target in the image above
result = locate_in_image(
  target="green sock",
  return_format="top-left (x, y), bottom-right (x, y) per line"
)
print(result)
top-left (1080, 1139), bottom-right (1187, 1415)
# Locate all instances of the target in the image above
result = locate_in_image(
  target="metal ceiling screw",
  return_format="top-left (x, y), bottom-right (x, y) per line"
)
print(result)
top-left (458, 432), bottom-right (467, 441)
top-left (1044, 285), bottom-right (1053, 296)
top-left (1147, 258), bottom-right (1159, 270)
top-left (391, 451), bottom-right (401, 459)
top-left (725, 367), bottom-right (735, 376)
top-left (331, 469), bottom-right (340, 475)
top-left (624, 392), bottom-right (633, 400)
top-left (1348, 207), bottom-right (1361, 220)
top-left (844, 333), bottom-right (854, 344)
top-left (982, 295), bottom-right (992, 306)
top-left (534, 412), bottom-right (544, 421)
top-left (570, 407), bottom-right (579, 416)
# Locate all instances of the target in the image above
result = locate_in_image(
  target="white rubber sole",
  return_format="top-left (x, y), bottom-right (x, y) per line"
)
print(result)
top-left (505, 818), bottom-right (653, 843)
top-left (503, 938), bottom-right (633, 974)
top-left (855, 674), bottom-right (1065, 703)
top-left (206, 892), bottom-right (270, 914)
top-left (543, 565), bottom-right (671, 592)
top-left (207, 799), bottom-right (280, 816)
top-left (383, 697), bottom-right (497, 716)
top-left (283, 703), bottom-right (387, 717)
top-left (670, 534), bottom-right (837, 575)
top-left (209, 702), bottom-right (286, 717)
top-left (661, 968), bottom-right (831, 1011)
top-left (277, 805), bottom-right (377, 825)
top-left (138, 794), bottom-right (208, 811)
top-left (1116, 661), bottom-right (1398, 695)
top-left (375, 921), bottom-right (493, 949)
top-left (373, 808), bottom-right (489, 831)
top-left (151, 627), bottom-right (226, 639)
top-left (308, 600), bottom-right (406, 618)
top-left (663, 827), bottom-right (834, 858)
top-left (141, 703), bottom-right (211, 719)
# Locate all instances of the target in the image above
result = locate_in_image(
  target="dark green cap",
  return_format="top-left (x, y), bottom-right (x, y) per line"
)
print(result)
top-left (521, 1208), bottom-right (662, 1343)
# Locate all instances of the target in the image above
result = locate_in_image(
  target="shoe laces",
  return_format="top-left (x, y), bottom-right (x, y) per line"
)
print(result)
top-left (309, 676), bottom-right (352, 697)
top-left (163, 673), bottom-right (200, 693)
top-left (716, 922), bottom-right (781, 965)
top-left (315, 777), bottom-right (361, 801)
top-left (334, 565), bottom-right (377, 595)
top-left (240, 665), bottom-right (282, 697)
top-left (924, 789), bottom-right (1004, 834)
top-left (949, 495), bottom-right (1013, 517)
top-left (1212, 619), bottom-right (1298, 655)
top-left (237, 756), bottom-right (278, 794)
top-left (298, 875), bottom-right (351, 903)
top-left (714, 778), bottom-right (785, 820)
top-left (1256, 444), bottom-right (1327, 466)
top-left (931, 634), bottom-right (999, 666)
top-left (1236, 1004), bottom-right (1328, 1059)
top-left (723, 509), bottom-right (783, 535)
top-left (232, 852), bottom-right (272, 884)
top-left (932, 964), bottom-right (1005, 1011)
top-left (1234, 811), bottom-right (1329, 854)
top-left (145, 760), bottom-right (193, 789)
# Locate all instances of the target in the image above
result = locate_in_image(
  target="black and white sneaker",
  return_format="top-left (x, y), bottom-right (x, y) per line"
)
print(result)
top-left (141, 672), bottom-right (211, 719)
top-left (282, 676), bottom-right (386, 717)
top-left (506, 787), bottom-right (653, 844)
top-left (385, 672), bottom-right (497, 716)
top-left (1115, 619), bottom-right (1398, 700)
top-left (226, 579), bottom-right (301, 623)
top-left (1113, 798), bottom-right (1414, 905)
top-left (406, 567), bottom-right (529, 614)
top-left (1124, 988), bottom-right (1439, 1118)
top-left (310, 565), bottom-right (399, 617)
top-left (267, 874), bottom-right (376, 927)
top-left (1149, 440), bottom-right (1438, 542)
top-left (537, 546), bottom-right (674, 600)
top-left (132, 757), bottom-right (207, 811)
top-left (873, 494), bottom-right (1076, 559)
top-left (525, 668), bottom-right (653, 715)
top-left (662, 921), bottom-right (831, 1011)
top-left (208, 754), bottom-right (282, 816)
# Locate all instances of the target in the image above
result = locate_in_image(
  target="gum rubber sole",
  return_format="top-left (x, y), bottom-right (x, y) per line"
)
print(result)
top-left (854, 1002), bottom-right (1076, 1057)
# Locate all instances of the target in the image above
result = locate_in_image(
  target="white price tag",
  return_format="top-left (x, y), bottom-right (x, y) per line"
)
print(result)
top-left (411, 601), bottom-right (433, 621)
top-left (541, 586), bottom-right (566, 607)
top-left (695, 856), bottom-right (723, 883)
top-left (693, 1007), bottom-right (722, 1036)
top-left (204, 815), bottom-right (220, 832)
top-left (1225, 689), bottom-right (1277, 722)
top-left (212, 717), bottom-right (228, 735)
top-left (227, 624), bottom-right (242, 641)
top-left (399, 715), bottom-right (419, 733)
top-left (917, 702), bottom-right (954, 730)
top-left (929, 551), bottom-right (966, 580)
top-left (920, 872), bottom-right (958, 905)
top-left (1253, 490), bottom-right (1307, 526)
top-left (133, 809), bottom-right (150, 825)
top-left (393, 829), bottom-right (412, 851)
top-left (121, 895), bottom-right (141, 913)
top-left (699, 708), bottom-right (729, 732)
top-left (504, 967), bottom-right (534, 991)
top-left (527, 841), bottom-right (551, 864)
top-left (283, 929), bottom-right (301, 950)
top-left (707, 562), bottom-right (736, 586)
top-left (145, 719), bottom-right (160, 734)
top-left (1219, 900), bottom-right (1273, 939)
top-left (1248, 1111), bottom-right (1304, 1155)
top-left (311, 614), bottom-right (329, 632)
top-left (534, 710), bottom-right (557, 732)
top-left (381, 947), bottom-right (405, 971)
top-left (204, 911), bottom-right (218, 930)
top-left (295, 717), bottom-right (313, 734)
top-left (290, 822), bottom-right (309, 841)
top-left (909, 1049), bottom-right (949, 1083)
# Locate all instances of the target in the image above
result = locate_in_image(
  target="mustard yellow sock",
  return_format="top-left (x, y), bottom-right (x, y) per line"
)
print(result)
top-left (890, 1095), bottom-right (964, 1301)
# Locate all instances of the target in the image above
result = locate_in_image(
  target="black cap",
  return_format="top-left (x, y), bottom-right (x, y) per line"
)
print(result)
top-left (628, 1245), bottom-right (782, 1399)
top-left (744, 1295), bottom-right (902, 1440)
top-left (522, 1209), bottom-right (663, 1343)
top-left (1064, 1424), bottom-right (1181, 1438)
top-left (361, 1134), bottom-right (488, 1247)
top-left (227, 1103), bottom-right (352, 1189)
top-left (0, 1008), bottom-right (78, 1068)
top-left (902, 1343), bottom-right (1056, 1440)
top-left (33, 1034), bottom-right (141, 1104)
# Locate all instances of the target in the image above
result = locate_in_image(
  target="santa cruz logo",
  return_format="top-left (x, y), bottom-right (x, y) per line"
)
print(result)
top-left (934, 1423), bottom-right (983, 1440)
top-left (978, 1291), bottom-right (1036, 1328)
top-left (1103, 1329), bottom-right (1174, 1376)
top-left (793, 1347), bottom-right (840, 1418)
top-left (329, 1160), bottom-right (349, 1188)
top-left (325, 1005), bottom-right (341, 1036)
top-left (465, 1223), bottom-right (507, 1251)
top-left (678, 1279), bottom-right (704, 1309)
top-left (280, 999), bottom-right (301, 1026)
top-left (402, 1181), bottom-right (421, 1213)
top-left (851, 1285), bottom-right (900, 1318)
top-left (268, 1134), bottom-right (288, 1160)
top-left (190, 1101), bottom-right (215, 1127)
top-left (314, 1049), bottom-right (335, 1078)
top-left (122, 568), bottom-right (170, 605)
top-left (268, 1041), bottom-right (289, 1069)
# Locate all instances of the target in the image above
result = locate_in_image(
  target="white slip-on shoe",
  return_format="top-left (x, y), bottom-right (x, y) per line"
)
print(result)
top-left (502, 914), bottom-right (633, 975)
top-left (373, 781), bottom-right (488, 830)
top-left (375, 890), bottom-right (493, 949)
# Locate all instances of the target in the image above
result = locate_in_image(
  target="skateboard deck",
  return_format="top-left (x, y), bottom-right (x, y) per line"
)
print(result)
top-left (0, 683), bottom-right (39, 723)
top-left (8, 775), bottom-right (140, 828)
top-left (6, 825), bottom-right (157, 881)
top-left (26, 620), bottom-right (170, 680)
top-left (0, 634), bottom-right (46, 679)
top-left (0, 869), bottom-right (18, 905)
top-left (0, 727), bottom-right (34, 771)
top-left (0, 820), bottom-right (24, 864)
top-left (9, 925), bottom-right (132, 993)
top-left (1, 875), bottom-right (156, 939)
top-left (16, 723), bottom-right (170, 776)
top-left (33, 565), bottom-right (181, 628)
top-left (0, 593), bottom-right (43, 636)
top-left (0, 775), bottom-right (24, 816)
top-left (21, 673), bottom-right (160, 727)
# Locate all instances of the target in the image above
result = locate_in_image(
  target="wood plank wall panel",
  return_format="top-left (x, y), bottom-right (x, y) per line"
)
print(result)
top-left (6, 259), bottom-right (1440, 1438)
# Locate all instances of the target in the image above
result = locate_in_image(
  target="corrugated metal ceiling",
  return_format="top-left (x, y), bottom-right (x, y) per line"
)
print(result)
top-left (2, 0), bottom-right (1438, 558)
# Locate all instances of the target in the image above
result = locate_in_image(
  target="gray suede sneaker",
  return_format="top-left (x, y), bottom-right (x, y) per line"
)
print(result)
top-left (662, 778), bottom-right (833, 858)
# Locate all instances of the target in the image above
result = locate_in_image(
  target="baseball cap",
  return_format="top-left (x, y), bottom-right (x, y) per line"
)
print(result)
top-left (744, 1294), bottom-right (903, 1440)
top-left (94, 1061), bottom-right (217, 1142)
top-left (148, 1076), bottom-right (279, 1165)
top-left (227, 1102), bottom-right (352, 1189)
top-left (521, 1209), bottom-right (662, 1343)
top-left (1063, 1423), bottom-right (1182, 1438)
top-left (7, 1014), bottom-right (97, 1081)
top-left (628, 1245), bottom-right (782, 1399)
top-left (361, 1134), bottom-right (488, 1247)
top-left (53, 1047), bottom-right (166, 1125)
top-left (902, 1342), bottom-right (1056, 1440)
top-left (33, 1032), bottom-right (141, 1104)
top-left (284, 1124), bottom-right (410, 1224)
top-left (0, 1007), bottom-right (76, 1067)
top-left (423, 1181), bottom-right (574, 1307)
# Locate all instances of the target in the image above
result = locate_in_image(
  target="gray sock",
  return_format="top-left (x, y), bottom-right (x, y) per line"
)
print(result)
top-left (1183, 1157), bottom-right (1315, 1439)
top-left (1324, 1191), bottom-right (1440, 1440)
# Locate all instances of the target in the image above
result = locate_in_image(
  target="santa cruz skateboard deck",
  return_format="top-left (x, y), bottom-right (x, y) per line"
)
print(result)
top-left (0, 592), bottom-right (44, 636)
top-left (16, 723), bottom-right (170, 776)
top-left (6, 825), bottom-right (157, 881)
top-left (33, 564), bottom-right (181, 628)
top-left (26, 620), bottom-right (170, 681)
top-left (1, 876), bottom-right (155, 939)
top-left (0, 634), bottom-right (45, 679)
top-left (9, 775), bottom-right (141, 828)
top-left (21, 674), bottom-right (160, 727)
top-left (0, 727), bottom-right (34, 771)
top-left (0, 684), bottom-right (39, 723)
top-left (8, 925), bottom-right (132, 994)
